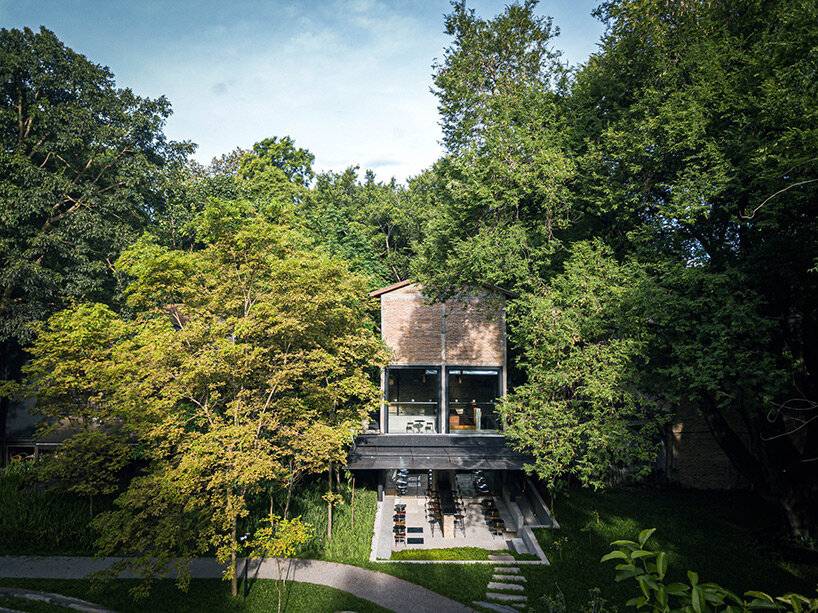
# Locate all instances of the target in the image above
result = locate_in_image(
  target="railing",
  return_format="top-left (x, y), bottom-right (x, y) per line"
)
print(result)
top-left (387, 401), bottom-right (438, 433)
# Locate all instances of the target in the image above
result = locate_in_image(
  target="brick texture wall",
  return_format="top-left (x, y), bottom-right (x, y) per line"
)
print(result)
top-left (667, 400), bottom-right (749, 490)
top-left (379, 283), bottom-right (504, 367)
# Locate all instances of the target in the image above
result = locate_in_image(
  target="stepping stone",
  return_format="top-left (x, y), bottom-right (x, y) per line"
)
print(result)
top-left (493, 567), bottom-right (520, 574)
top-left (487, 581), bottom-right (525, 591)
top-left (488, 554), bottom-right (515, 561)
top-left (472, 601), bottom-right (519, 613)
top-left (491, 574), bottom-right (526, 582)
top-left (486, 593), bottom-right (527, 602)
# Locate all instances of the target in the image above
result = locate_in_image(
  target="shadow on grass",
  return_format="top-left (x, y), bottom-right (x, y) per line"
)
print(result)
top-left (0, 578), bottom-right (390, 613)
top-left (524, 486), bottom-right (818, 611)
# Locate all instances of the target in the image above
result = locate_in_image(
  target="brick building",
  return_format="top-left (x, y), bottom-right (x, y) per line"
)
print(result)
top-left (347, 280), bottom-right (530, 499)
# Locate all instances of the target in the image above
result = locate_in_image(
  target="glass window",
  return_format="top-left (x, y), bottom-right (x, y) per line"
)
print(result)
top-left (386, 368), bottom-right (439, 434)
top-left (447, 369), bottom-right (500, 432)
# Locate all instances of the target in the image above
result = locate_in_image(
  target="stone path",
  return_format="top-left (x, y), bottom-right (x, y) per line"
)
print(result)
top-left (472, 554), bottom-right (528, 612)
top-left (0, 556), bottom-right (475, 613)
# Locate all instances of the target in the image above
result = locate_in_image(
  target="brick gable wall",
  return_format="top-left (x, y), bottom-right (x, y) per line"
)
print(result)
top-left (379, 283), bottom-right (504, 366)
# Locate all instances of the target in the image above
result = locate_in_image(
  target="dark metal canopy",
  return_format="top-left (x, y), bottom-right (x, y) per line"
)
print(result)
top-left (346, 434), bottom-right (531, 470)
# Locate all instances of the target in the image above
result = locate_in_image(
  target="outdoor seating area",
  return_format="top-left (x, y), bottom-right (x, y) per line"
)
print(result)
top-left (373, 470), bottom-right (518, 558)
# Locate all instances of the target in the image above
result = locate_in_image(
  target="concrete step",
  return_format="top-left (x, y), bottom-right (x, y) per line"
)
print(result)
top-left (487, 582), bottom-right (525, 591)
top-left (472, 601), bottom-right (519, 613)
top-left (511, 604), bottom-right (527, 610)
top-left (486, 593), bottom-right (528, 603)
top-left (491, 574), bottom-right (526, 582)
top-left (493, 566), bottom-right (520, 574)
top-left (510, 537), bottom-right (528, 554)
top-left (488, 554), bottom-right (516, 561)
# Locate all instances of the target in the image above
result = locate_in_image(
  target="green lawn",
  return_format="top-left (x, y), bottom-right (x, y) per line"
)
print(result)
top-left (0, 579), bottom-right (390, 613)
top-left (522, 486), bottom-right (818, 611)
top-left (390, 546), bottom-right (537, 561)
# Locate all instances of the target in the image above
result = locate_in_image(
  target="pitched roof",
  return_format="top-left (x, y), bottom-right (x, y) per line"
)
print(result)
top-left (369, 279), bottom-right (518, 299)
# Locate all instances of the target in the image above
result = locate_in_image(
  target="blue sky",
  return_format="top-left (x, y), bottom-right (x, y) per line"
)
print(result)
top-left (1, 0), bottom-right (604, 182)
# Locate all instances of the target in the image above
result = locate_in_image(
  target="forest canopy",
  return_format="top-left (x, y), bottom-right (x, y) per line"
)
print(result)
top-left (2, 0), bottom-right (817, 556)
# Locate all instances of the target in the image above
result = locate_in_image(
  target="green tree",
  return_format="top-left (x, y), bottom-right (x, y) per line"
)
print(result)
top-left (566, 0), bottom-right (818, 537)
top-left (302, 167), bottom-right (425, 284)
top-left (238, 136), bottom-right (314, 216)
top-left (415, 0), bottom-right (574, 298)
top-left (500, 242), bottom-right (666, 491)
top-left (22, 202), bottom-right (386, 597)
top-left (7, 303), bottom-right (132, 516)
top-left (0, 26), bottom-right (189, 450)
top-left (251, 514), bottom-right (312, 613)
top-left (420, 0), bottom-right (818, 537)
top-left (0, 26), bottom-right (189, 344)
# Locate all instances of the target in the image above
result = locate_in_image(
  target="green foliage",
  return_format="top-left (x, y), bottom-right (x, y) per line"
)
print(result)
top-left (417, 0), bottom-right (818, 538)
top-left (529, 487), bottom-right (818, 611)
top-left (0, 26), bottom-right (190, 343)
top-left (10, 303), bottom-right (132, 513)
top-left (238, 136), bottom-right (314, 216)
top-left (500, 242), bottom-right (667, 488)
top-left (0, 460), bottom-right (110, 555)
top-left (433, 0), bottom-right (565, 153)
top-left (18, 202), bottom-right (386, 595)
top-left (603, 529), bottom-right (818, 612)
top-left (301, 167), bottom-right (425, 285)
top-left (416, 0), bottom-right (574, 298)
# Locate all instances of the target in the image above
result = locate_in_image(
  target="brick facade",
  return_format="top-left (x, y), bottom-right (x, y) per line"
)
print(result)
top-left (666, 400), bottom-right (749, 490)
top-left (379, 283), bottom-right (505, 367)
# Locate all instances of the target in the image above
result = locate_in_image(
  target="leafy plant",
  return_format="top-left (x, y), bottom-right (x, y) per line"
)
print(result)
top-left (251, 514), bottom-right (313, 613)
top-left (602, 529), bottom-right (818, 612)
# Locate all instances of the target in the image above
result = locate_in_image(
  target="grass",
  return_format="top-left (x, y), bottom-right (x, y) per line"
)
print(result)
top-left (522, 486), bottom-right (818, 611)
top-left (391, 546), bottom-right (507, 560)
top-left (366, 561), bottom-right (493, 603)
top-left (0, 461), bottom-right (110, 555)
top-left (285, 481), bottom-right (378, 564)
top-left (11, 462), bottom-right (815, 611)
top-left (0, 579), bottom-right (390, 613)
top-left (390, 546), bottom-right (538, 561)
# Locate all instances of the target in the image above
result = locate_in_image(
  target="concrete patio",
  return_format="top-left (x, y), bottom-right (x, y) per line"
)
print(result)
top-left (371, 490), bottom-right (518, 560)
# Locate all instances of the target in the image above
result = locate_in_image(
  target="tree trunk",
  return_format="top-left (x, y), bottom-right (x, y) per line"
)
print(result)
top-left (231, 514), bottom-right (238, 597)
top-left (327, 463), bottom-right (333, 541)
top-left (781, 490), bottom-right (814, 541)
top-left (275, 558), bottom-right (283, 613)
top-left (701, 395), bottom-right (816, 539)
top-left (283, 467), bottom-right (294, 521)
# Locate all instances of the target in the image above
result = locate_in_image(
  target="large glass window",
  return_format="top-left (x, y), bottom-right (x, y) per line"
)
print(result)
top-left (447, 369), bottom-right (500, 432)
top-left (386, 368), bottom-right (439, 433)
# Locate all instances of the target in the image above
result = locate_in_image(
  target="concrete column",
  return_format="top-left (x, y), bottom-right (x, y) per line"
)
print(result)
top-left (440, 303), bottom-right (447, 434)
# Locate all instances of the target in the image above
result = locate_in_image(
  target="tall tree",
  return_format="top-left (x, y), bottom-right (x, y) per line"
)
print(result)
top-left (420, 0), bottom-right (818, 537)
top-left (19, 201), bottom-right (387, 596)
top-left (0, 26), bottom-right (189, 344)
top-left (302, 167), bottom-right (425, 285)
top-left (415, 0), bottom-right (574, 298)
top-left (238, 136), bottom-right (314, 217)
top-left (0, 26), bottom-right (189, 461)
top-left (567, 0), bottom-right (818, 537)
